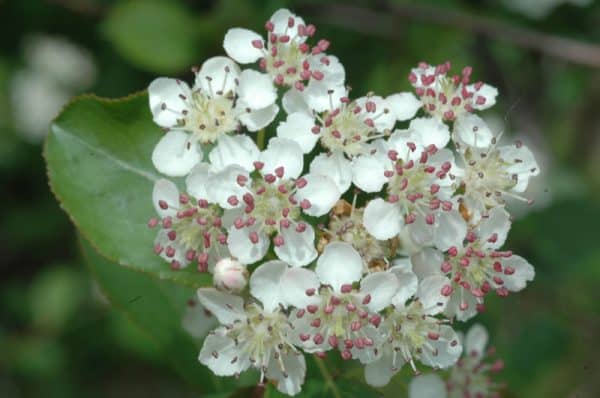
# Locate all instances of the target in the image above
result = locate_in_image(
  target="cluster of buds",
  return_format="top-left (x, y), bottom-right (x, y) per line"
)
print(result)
top-left (144, 8), bottom-right (538, 396)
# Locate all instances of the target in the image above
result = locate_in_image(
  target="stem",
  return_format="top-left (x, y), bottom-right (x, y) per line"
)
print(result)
top-left (313, 357), bottom-right (342, 398)
top-left (256, 129), bottom-right (266, 150)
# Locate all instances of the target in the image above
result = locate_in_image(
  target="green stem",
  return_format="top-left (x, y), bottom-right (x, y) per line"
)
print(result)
top-left (314, 357), bottom-right (342, 398)
top-left (256, 128), bottom-right (266, 150)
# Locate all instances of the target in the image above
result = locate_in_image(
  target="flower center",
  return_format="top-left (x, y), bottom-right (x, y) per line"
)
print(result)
top-left (184, 90), bottom-right (238, 144)
top-left (463, 149), bottom-right (517, 208)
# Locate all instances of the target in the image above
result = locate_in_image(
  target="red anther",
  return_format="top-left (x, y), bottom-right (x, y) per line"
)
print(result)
top-left (311, 318), bottom-right (322, 328)
top-left (296, 222), bottom-right (307, 232)
top-left (167, 230), bottom-right (177, 241)
top-left (300, 199), bottom-right (311, 209)
top-left (466, 231), bottom-right (477, 242)
top-left (362, 294), bottom-right (371, 305)
top-left (185, 249), bottom-right (196, 261)
top-left (474, 81), bottom-right (484, 90)
top-left (365, 101), bottom-right (376, 113)
top-left (259, 58), bottom-right (267, 70)
top-left (388, 150), bottom-right (398, 161)
top-left (165, 246), bottom-right (175, 258)
top-left (280, 218), bottom-right (291, 228)
top-left (213, 217), bottom-right (223, 227)
top-left (331, 129), bottom-right (342, 138)
top-left (328, 335), bottom-right (338, 347)
top-left (496, 287), bottom-right (509, 297)
top-left (162, 217), bottom-right (172, 228)
top-left (344, 339), bottom-right (354, 349)
top-left (249, 231), bottom-right (259, 244)
top-left (341, 350), bottom-right (352, 360)
top-left (420, 151), bottom-right (428, 164)
top-left (364, 118), bottom-right (375, 128)
top-left (441, 285), bottom-right (453, 296)
top-left (242, 193), bottom-right (254, 206)
top-left (441, 262), bottom-right (452, 273)
top-left (405, 213), bottom-right (417, 224)
top-left (369, 314), bottom-right (381, 327)
top-left (324, 304), bottom-right (334, 314)
top-left (305, 288), bottom-right (316, 296)
top-left (170, 260), bottom-right (181, 270)
top-left (312, 70), bottom-right (324, 80)
top-left (197, 199), bottom-right (209, 208)
top-left (278, 35), bottom-right (290, 43)
top-left (426, 88), bottom-right (436, 98)
top-left (158, 200), bottom-right (168, 210)
top-left (295, 177), bottom-right (307, 188)
top-left (503, 266), bottom-right (515, 275)
top-left (265, 21), bottom-right (274, 31)
top-left (273, 60), bottom-right (285, 68)
top-left (384, 170), bottom-right (394, 178)
top-left (451, 97), bottom-right (461, 106)
top-left (491, 359), bottom-right (505, 372)
top-left (487, 233), bottom-right (498, 243)
top-left (472, 288), bottom-right (485, 298)
top-left (217, 234), bottom-right (227, 244)
top-left (399, 177), bottom-right (409, 190)
top-left (310, 125), bottom-right (321, 135)
top-left (438, 92), bottom-right (448, 104)
top-left (350, 320), bottom-right (361, 332)
top-left (227, 196), bottom-right (239, 206)
top-left (313, 333), bottom-right (324, 344)
top-left (493, 261), bottom-right (502, 272)
top-left (300, 69), bottom-right (311, 80)
top-left (296, 309), bottom-right (306, 319)
top-left (443, 111), bottom-right (455, 120)
top-left (430, 184), bottom-right (440, 194)
top-left (265, 218), bottom-right (276, 226)
top-left (251, 39), bottom-right (263, 49)
top-left (428, 332), bottom-right (440, 340)
top-left (408, 72), bottom-right (417, 84)
top-left (274, 74), bottom-right (284, 85)
top-left (425, 214), bottom-right (435, 225)
top-left (441, 201), bottom-right (453, 211)
top-left (459, 301), bottom-right (469, 310)
top-left (407, 142), bottom-right (417, 152)
top-left (317, 39), bottom-right (330, 51)
top-left (298, 42), bottom-right (309, 53)
top-left (299, 333), bottom-right (310, 342)
top-left (179, 193), bottom-right (189, 204)
top-left (306, 24), bottom-right (316, 36)
top-left (415, 87), bottom-right (425, 96)
top-left (148, 218), bottom-right (158, 228)
top-left (287, 16), bottom-right (295, 28)
top-left (273, 235), bottom-right (284, 247)
top-left (294, 81), bottom-right (305, 91)
top-left (269, 33), bottom-right (278, 44)
top-left (330, 296), bottom-right (341, 306)
top-left (153, 243), bottom-right (163, 255)
top-left (264, 174), bottom-right (276, 184)
top-left (307, 304), bottom-right (318, 314)
top-left (388, 194), bottom-right (399, 203)
top-left (253, 161), bottom-right (264, 170)
top-left (236, 174), bottom-right (248, 186)
top-left (340, 284), bottom-right (353, 293)
top-left (460, 257), bottom-right (470, 267)
top-left (274, 166), bottom-right (285, 178)
top-left (354, 338), bottom-right (365, 349)
top-left (346, 303), bottom-right (356, 312)
top-left (476, 96), bottom-right (486, 105)
top-left (493, 276), bottom-right (504, 285)
top-left (441, 161), bottom-right (452, 172)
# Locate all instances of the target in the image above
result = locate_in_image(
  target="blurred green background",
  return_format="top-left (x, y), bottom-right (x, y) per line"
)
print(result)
top-left (1, 0), bottom-right (599, 397)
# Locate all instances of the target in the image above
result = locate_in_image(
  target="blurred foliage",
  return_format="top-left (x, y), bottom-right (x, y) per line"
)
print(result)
top-left (1, 0), bottom-right (599, 397)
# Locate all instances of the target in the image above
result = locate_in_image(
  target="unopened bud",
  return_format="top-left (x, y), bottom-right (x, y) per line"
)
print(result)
top-left (213, 258), bottom-right (248, 293)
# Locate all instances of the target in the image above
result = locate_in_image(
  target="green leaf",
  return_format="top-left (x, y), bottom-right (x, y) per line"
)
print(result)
top-left (102, 0), bottom-right (201, 73)
top-left (80, 236), bottom-right (218, 393)
top-left (44, 93), bottom-right (210, 287)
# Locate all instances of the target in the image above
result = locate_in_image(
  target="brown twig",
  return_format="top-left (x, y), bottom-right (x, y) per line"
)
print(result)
top-left (307, 2), bottom-right (600, 68)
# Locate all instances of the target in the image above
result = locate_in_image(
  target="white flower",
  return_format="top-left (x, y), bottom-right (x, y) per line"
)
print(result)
top-left (181, 296), bottom-right (217, 339)
top-left (454, 129), bottom-right (540, 219)
top-left (409, 373), bottom-right (448, 398)
top-left (352, 120), bottom-right (459, 241)
top-left (208, 137), bottom-right (340, 266)
top-left (198, 261), bottom-right (306, 396)
top-left (364, 262), bottom-right (461, 388)
top-left (149, 177), bottom-right (230, 272)
top-left (403, 61), bottom-right (499, 123)
top-left (283, 242), bottom-right (400, 363)
top-left (223, 9), bottom-right (345, 91)
top-left (411, 207), bottom-right (535, 321)
top-left (213, 257), bottom-right (248, 293)
top-left (148, 56), bottom-right (278, 176)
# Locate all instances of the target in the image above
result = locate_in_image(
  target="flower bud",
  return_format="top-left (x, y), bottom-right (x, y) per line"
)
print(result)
top-left (213, 258), bottom-right (248, 293)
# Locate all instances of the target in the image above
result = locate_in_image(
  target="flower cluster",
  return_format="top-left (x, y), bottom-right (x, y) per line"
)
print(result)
top-left (145, 9), bottom-right (538, 396)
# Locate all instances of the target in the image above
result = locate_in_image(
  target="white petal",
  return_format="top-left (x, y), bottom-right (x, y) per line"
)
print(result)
top-left (259, 137), bottom-right (304, 180)
top-left (269, 9), bottom-right (306, 42)
top-left (151, 130), bottom-right (201, 176)
top-left (199, 332), bottom-right (250, 376)
top-left (208, 165), bottom-right (249, 209)
top-left (209, 134), bottom-right (259, 173)
top-left (420, 325), bottom-right (462, 369)
top-left (433, 210), bottom-right (467, 252)
top-left (417, 275), bottom-right (451, 315)
top-left (465, 323), bottom-right (488, 358)
top-left (468, 83), bottom-right (498, 110)
top-left (148, 77), bottom-right (191, 127)
top-left (154, 229), bottom-right (188, 266)
top-left (310, 151), bottom-right (352, 193)
top-left (408, 374), bottom-right (447, 398)
top-left (274, 224), bottom-right (318, 267)
top-left (268, 351), bottom-right (306, 396)
top-left (501, 255), bottom-right (535, 292)
top-left (197, 288), bottom-right (246, 324)
top-left (351, 153), bottom-right (389, 193)
top-left (500, 144), bottom-right (540, 193)
top-left (363, 199), bottom-right (403, 240)
top-left (355, 96), bottom-right (396, 132)
top-left (295, 173), bottom-right (341, 217)
top-left (476, 206), bottom-right (511, 249)
top-left (223, 28), bottom-right (264, 64)
top-left (238, 103), bottom-right (279, 132)
top-left (445, 290), bottom-right (478, 321)
top-left (282, 88), bottom-right (311, 115)
top-left (238, 69), bottom-right (276, 109)
top-left (307, 54), bottom-right (345, 86)
top-left (276, 112), bottom-right (319, 153)
top-left (411, 248), bottom-right (444, 280)
top-left (364, 354), bottom-right (398, 388)
top-left (227, 225), bottom-right (269, 264)
top-left (280, 267), bottom-right (320, 309)
top-left (389, 261), bottom-right (419, 307)
top-left (152, 178), bottom-right (179, 218)
top-left (195, 56), bottom-right (241, 96)
top-left (453, 113), bottom-right (493, 148)
top-left (409, 117), bottom-right (450, 149)
top-left (249, 260), bottom-right (287, 312)
top-left (386, 92), bottom-right (422, 121)
top-left (360, 271), bottom-right (399, 312)
top-left (408, 216), bottom-right (434, 248)
top-left (181, 300), bottom-right (217, 339)
top-left (304, 82), bottom-right (346, 113)
top-left (316, 242), bottom-right (362, 292)
top-left (185, 163), bottom-right (211, 200)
